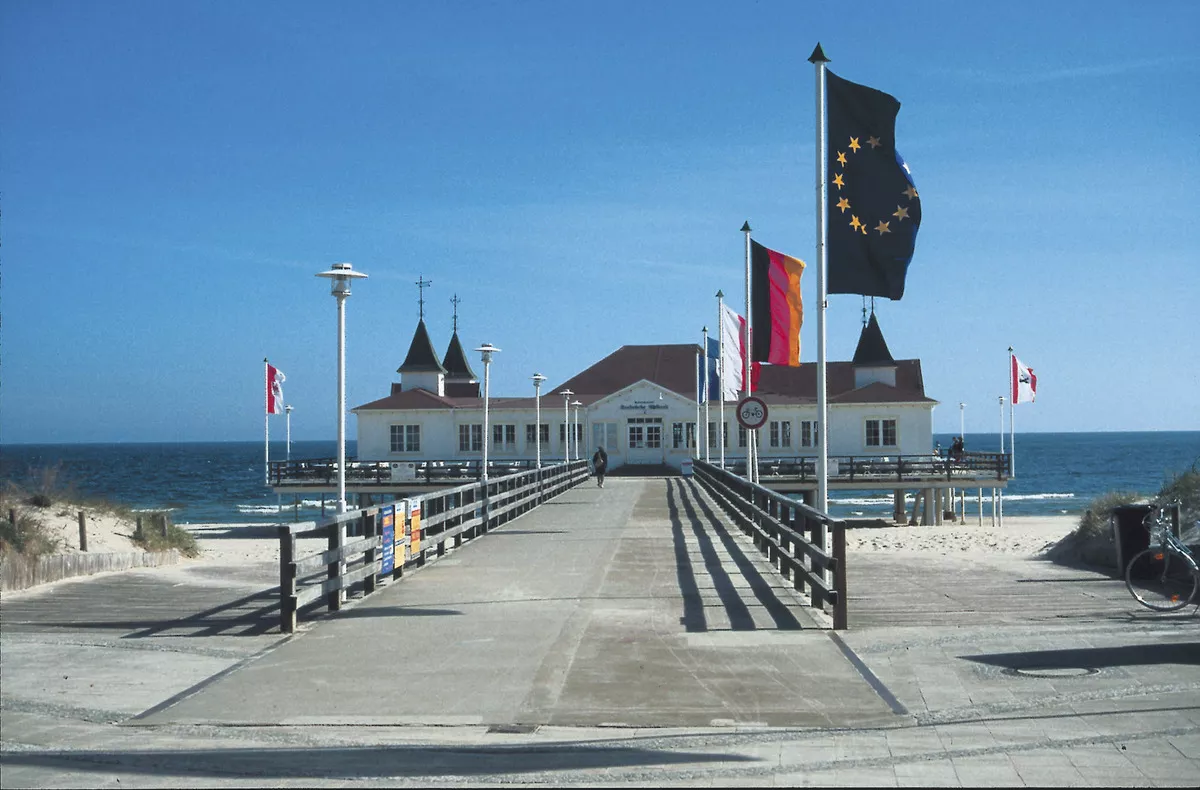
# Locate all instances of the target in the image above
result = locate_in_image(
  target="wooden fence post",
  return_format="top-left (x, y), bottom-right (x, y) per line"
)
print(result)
top-left (327, 520), bottom-right (345, 611)
top-left (279, 527), bottom-right (296, 633)
top-left (833, 524), bottom-right (848, 630)
top-left (77, 511), bottom-right (88, 552)
top-left (363, 512), bottom-right (377, 596)
top-left (159, 513), bottom-right (169, 538)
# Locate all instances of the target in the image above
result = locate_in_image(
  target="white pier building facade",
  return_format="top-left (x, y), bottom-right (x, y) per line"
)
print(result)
top-left (354, 314), bottom-right (936, 473)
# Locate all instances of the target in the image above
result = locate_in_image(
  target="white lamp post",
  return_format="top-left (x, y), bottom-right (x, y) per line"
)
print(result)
top-left (560, 389), bottom-right (574, 464)
top-left (476, 344), bottom-right (500, 482)
top-left (532, 373), bottom-right (547, 469)
top-left (959, 402), bottom-right (965, 442)
top-left (316, 262), bottom-right (367, 513)
top-left (571, 399), bottom-right (582, 461)
top-left (285, 405), bottom-right (293, 461)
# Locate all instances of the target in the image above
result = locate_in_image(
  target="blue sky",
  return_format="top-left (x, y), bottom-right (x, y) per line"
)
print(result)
top-left (2, 0), bottom-right (1198, 444)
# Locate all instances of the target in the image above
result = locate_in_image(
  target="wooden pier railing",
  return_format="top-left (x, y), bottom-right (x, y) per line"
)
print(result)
top-left (277, 460), bottom-right (589, 633)
top-left (692, 459), bottom-right (847, 629)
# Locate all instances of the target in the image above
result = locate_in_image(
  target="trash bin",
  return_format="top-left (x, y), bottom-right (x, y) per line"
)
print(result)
top-left (1111, 503), bottom-right (1155, 576)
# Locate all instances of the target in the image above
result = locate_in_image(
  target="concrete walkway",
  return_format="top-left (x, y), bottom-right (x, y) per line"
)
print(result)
top-left (2, 477), bottom-right (1199, 787)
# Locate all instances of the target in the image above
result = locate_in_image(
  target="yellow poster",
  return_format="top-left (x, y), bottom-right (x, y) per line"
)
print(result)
top-left (410, 502), bottom-right (422, 555)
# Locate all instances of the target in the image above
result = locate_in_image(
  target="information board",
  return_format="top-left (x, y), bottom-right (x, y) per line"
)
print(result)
top-left (379, 505), bottom-right (395, 575)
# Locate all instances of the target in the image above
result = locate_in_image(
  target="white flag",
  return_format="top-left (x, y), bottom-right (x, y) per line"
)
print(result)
top-left (1012, 355), bottom-right (1036, 404)
top-left (720, 304), bottom-right (746, 400)
top-left (267, 363), bottom-right (286, 414)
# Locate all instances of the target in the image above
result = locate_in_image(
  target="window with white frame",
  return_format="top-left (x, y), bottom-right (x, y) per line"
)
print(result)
top-left (526, 423), bottom-right (550, 447)
top-left (591, 422), bottom-right (617, 451)
top-left (493, 424), bottom-right (516, 452)
top-left (672, 422), bottom-right (686, 449)
top-left (782, 421), bottom-right (791, 448)
top-left (738, 425), bottom-right (748, 448)
top-left (800, 420), bottom-right (819, 447)
top-left (458, 423), bottom-right (483, 452)
top-left (390, 424), bottom-right (420, 453)
top-left (865, 418), bottom-right (898, 447)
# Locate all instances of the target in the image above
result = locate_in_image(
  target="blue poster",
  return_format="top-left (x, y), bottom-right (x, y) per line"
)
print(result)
top-left (380, 505), bottom-right (395, 575)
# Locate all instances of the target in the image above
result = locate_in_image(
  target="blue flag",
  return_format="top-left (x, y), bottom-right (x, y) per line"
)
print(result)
top-left (826, 70), bottom-right (921, 300)
top-left (697, 338), bottom-right (720, 402)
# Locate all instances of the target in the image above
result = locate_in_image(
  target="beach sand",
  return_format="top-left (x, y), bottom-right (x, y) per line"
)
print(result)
top-left (845, 515), bottom-right (1081, 557)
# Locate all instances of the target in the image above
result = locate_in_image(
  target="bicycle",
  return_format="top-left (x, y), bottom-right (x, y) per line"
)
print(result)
top-left (1125, 502), bottom-right (1200, 612)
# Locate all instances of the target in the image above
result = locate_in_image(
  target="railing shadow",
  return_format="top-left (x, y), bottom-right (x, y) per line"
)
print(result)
top-left (0, 742), bottom-right (754, 780)
top-left (963, 642), bottom-right (1200, 670)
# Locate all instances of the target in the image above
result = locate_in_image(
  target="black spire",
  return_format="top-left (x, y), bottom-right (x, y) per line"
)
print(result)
top-left (442, 332), bottom-right (478, 381)
top-left (398, 319), bottom-right (447, 374)
top-left (852, 312), bottom-right (895, 366)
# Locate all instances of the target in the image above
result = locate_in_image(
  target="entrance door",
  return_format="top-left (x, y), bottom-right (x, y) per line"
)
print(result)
top-left (626, 417), bottom-right (664, 465)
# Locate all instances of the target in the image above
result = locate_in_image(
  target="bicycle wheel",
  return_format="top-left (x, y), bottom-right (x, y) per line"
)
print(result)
top-left (1125, 547), bottom-right (1199, 612)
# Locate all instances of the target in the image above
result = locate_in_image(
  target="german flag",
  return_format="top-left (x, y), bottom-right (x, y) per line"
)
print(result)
top-left (751, 240), bottom-right (806, 366)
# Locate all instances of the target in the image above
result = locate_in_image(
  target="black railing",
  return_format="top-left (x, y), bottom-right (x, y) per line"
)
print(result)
top-left (720, 451), bottom-right (1009, 482)
top-left (268, 457), bottom-right (553, 487)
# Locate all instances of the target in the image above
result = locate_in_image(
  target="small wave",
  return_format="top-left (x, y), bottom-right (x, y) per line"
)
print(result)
top-left (237, 499), bottom-right (345, 515)
top-left (1002, 493), bottom-right (1076, 502)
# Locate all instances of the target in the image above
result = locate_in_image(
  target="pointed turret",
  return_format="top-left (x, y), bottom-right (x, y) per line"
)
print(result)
top-left (442, 331), bottom-right (480, 397)
top-left (852, 312), bottom-right (898, 388)
top-left (397, 320), bottom-right (447, 395)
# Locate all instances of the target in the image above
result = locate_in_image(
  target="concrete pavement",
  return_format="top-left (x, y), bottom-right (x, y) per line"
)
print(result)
top-left (2, 477), bottom-right (1199, 786)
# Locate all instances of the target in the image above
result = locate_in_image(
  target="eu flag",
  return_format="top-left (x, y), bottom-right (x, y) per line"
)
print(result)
top-left (826, 70), bottom-right (921, 300)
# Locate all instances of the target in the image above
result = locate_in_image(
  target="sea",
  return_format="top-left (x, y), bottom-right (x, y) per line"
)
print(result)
top-left (1, 432), bottom-right (1197, 524)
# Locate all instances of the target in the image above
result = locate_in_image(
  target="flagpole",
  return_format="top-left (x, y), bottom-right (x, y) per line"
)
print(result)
top-left (717, 290), bottom-right (726, 468)
top-left (694, 346), bottom-right (701, 459)
top-left (742, 221), bottom-right (754, 482)
top-left (703, 326), bottom-right (711, 463)
top-left (264, 358), bottom-right (270, 486)
top-left (1008, 346), bottom-right (1016, 478)
top-left (998, 395), bottom-right (1005, 527)
top-left (810, 44), bottom-right (830, 514)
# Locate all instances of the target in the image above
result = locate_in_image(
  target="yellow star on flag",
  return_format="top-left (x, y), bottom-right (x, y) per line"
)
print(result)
top-left (892, 205), bottom-right (909, 221)
top-left (836, 197), bottom-right (850, 213)
top-left (849, 215), bottom-right (863, 233)
top-left (833, 173), bottom-right (845, 189)
top-left (903, 184), bottom-right (919, 199)
top-left (867, 136), bottom-right (881, 149)
top-left (836, 151), bottom-right (847, 166)
top-left (848, 136), bottom-right (861, 152)
top-left (875, 221), bottom-right (891, 235)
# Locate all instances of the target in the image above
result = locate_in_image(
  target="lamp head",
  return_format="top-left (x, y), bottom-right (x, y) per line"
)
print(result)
top-left (560, 388), bottom-right (573, 400)
top-left (475, 343), bottom-right (500, 363)
top-left (532, 372), bottom-right (547, 389)
top-left (316, 262), bottom-right (368, 297)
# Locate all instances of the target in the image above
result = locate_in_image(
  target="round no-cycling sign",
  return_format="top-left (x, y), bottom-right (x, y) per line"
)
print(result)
top-left (736, 396), bottom-right (768, 430)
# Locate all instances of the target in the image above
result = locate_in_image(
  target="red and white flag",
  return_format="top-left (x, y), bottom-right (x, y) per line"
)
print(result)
top-left (1012, 355), bottom-right (1036, 404)
top-left (266, 363), bottom-right (286, 414)
top-left (719, 304), bottom-right (761, 398)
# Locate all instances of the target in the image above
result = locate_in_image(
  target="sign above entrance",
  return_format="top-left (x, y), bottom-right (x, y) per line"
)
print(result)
top-left (736, 396), bottom-right (768, 430)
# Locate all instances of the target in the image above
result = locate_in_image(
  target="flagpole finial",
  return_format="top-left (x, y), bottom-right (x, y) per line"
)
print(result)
top-left (1008, 345), bottom-right (1014, 353)
top-left (741, 221), bottom-right (751, 233)
top-left (808, 43), bottom-right (829, 64)
top-left (716, 289), bottom-right (724, 299)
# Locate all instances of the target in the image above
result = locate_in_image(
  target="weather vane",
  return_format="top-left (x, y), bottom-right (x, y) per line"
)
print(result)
top-left (450, 293), bottom-right (461, 333)
top-left (415, 275), bottom-right (432, 321)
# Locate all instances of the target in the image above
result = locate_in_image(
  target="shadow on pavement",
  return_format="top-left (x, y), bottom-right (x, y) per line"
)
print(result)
top-left (964, 641), bottom-right (1200, 670)
top-left (0, 742), bottom-right (754, 779)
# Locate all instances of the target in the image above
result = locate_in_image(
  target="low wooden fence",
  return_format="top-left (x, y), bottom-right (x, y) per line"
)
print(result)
top-left (692, 459), bottom-right (847, 629)
top-left (277, 460), bottom-right (589, 633)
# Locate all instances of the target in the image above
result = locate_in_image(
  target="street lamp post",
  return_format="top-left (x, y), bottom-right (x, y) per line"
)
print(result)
top-left (532, 373), bottom-right (547, 469)
top-left (285, 405), bottom-right (293, 461)
top-left (476, 344), bottom-right (500, 482)
top-left (560, 389), bottom-right (574, 464)
top-left (316, 262), bottom-right (367, 514)
top-left (571, 400), bottom-right (583, 462)
top-left (959, 402), bottom-right (965, 442)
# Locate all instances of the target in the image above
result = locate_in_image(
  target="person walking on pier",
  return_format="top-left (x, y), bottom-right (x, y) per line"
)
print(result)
top-left (592, 446), bottom-right (608, 488)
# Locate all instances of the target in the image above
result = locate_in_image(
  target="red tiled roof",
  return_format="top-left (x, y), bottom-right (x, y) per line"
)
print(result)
top-left (355, 344), bottom-right (934, 411)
